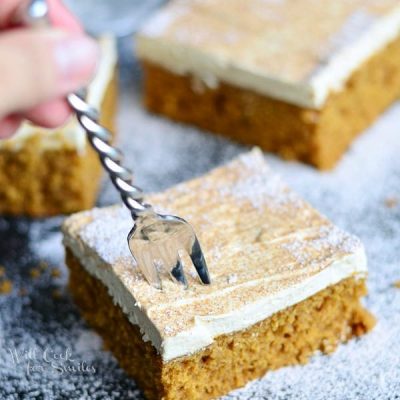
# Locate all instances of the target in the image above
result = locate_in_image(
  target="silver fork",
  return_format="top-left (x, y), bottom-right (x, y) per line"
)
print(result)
top-left (20, 0), bottom-right (211, 289)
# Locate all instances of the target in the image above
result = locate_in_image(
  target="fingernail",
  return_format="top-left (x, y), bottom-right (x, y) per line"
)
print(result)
top-left (53, 35), bottom-right (99, 90)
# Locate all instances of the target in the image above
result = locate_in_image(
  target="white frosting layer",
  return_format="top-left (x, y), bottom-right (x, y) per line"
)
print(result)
top-left (137, 2), bottom-right (400, 108)
top-left (0, 36), bottom-right (117, 152)
top-left (65, 236), bottom-right (366, 361)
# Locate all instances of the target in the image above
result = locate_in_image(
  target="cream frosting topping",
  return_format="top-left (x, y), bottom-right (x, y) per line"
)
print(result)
top-left (136, 0), bottom-right (400, 108)
top-left (0, 36), bottom-right (117, 152)
top-left (63, 149), bottom-right (368, 361)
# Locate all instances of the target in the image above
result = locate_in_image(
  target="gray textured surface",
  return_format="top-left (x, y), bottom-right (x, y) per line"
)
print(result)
top-left (0, 37), bottom-right (399, 399)
top-left (64, 0), bottom-right (166, 36)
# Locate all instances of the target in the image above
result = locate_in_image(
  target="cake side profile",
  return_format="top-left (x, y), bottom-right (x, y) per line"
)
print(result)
top-left (137, 0), bottom-right (400, 169)
top-left (62, 150), bottom-right (375, 399)
top-left (0, 37), bottom-right (118, 216)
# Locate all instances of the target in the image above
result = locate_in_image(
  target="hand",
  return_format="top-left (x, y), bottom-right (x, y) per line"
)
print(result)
top-left (0, 0), bottom-right (99, 138)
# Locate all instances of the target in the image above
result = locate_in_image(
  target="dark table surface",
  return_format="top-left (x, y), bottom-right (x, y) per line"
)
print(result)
top-left (0, 37), bottom-right (399, 400)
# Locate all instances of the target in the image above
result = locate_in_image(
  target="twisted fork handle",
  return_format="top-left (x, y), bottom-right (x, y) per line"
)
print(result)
top-left (68, 92), bottom-right (154, 220)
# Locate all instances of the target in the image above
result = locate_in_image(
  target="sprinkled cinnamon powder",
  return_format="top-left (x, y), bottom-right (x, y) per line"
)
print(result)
top-left (51, 268), bottom-right (61, 278)
top-left (29, 268), bottom-right (41, 279)
top-left (52, 289), bottom-right (62, 300)
top-left (385, 197), bottom-right (398, 209)
top-left (39, 261), bottom-right (48, 270)
top-left (0, 280), bottom-right (13, 295)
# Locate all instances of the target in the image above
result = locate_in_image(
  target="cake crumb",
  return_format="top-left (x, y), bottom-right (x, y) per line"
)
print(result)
top-left (39, 260), bottom-right (48, 270)
top-left (393, 281), bottom-right (400, 289)
top-left (0, 279), bottom-right (13, 295)
top-left (52, 289), bottom-right (62, 300)
top-left (30, 268), bottom-right (41, 279)
top-left (385, 197), bottom-right (398, 209)
top-left (51, 268), bottom-right (61, 278)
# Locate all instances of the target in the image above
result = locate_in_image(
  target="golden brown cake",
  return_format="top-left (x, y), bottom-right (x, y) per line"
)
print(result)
top-left (0, 37), bottom-right (118, 217)
top-left (62, 150), bottom-right (374, 399)
top-left (137, 0), bottom-right (400, 169)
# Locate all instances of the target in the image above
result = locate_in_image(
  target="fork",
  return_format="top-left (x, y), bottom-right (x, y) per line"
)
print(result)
top-left (20, 0), bottom-right (211, 289)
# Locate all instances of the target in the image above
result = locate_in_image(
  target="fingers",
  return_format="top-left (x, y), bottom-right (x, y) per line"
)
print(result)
top-left (0, 0), bottom-right (82, 31)
top-left (47, 0), bottom-right (83, 33)
top-left (0, 115), bottom-right (23, 139)
top-left (0, 102), bottom-right (69, 138)
top-left (0, 29), bottom-right (99, 117)
top-left (0, 0), bottom-right (24, 28)
top-left (24, 98), bottom-right (71, 128)
top-left (0, 1), bottom-right (92, 137)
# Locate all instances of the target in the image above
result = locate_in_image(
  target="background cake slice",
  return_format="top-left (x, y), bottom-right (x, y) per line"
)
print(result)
top-left (137, 0), bottom-right (400, 169)
top-left (62, 149), bottom-right (375, 400)
top-left (0, 37), bottom-right (117, 217)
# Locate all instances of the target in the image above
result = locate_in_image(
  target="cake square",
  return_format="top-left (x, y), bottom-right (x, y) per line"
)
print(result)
top-left (0, 37), bottom-right (117, 216)
top-left (137, 0), bottom-right (400, 169)
top-left (62, 149), bottom-right (374, 400)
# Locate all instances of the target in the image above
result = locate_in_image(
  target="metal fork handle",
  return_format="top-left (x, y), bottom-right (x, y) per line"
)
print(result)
top-left (22, 0), bottom-right (153, 220)
top-left (68, 92), bottom-right (154, 219)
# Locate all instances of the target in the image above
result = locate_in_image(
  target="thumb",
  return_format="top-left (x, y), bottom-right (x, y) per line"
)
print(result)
top-left (0, 29), bottom-right (99, 117)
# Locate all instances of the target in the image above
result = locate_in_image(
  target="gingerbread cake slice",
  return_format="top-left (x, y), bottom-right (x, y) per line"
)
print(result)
top-left (0, 37), bottom-right (117, 217)
top-left (62, 149), bottom-right (375, 400)
top-left (137, 0), bottom-right (400, 169)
